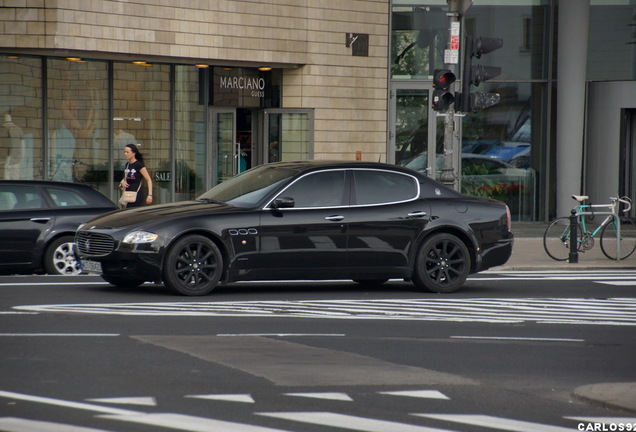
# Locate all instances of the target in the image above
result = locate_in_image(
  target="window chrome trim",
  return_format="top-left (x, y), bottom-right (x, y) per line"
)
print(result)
top-left (349, 168), bottom-right (420, 207)
top-left (262, 167), bottom-right (420, 211)
top-left (263, 169), bottom-right (348, 211)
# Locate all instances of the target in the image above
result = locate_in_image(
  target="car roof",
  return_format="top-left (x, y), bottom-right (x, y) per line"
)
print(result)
top-left (265, 160), bottom-right (423, 175)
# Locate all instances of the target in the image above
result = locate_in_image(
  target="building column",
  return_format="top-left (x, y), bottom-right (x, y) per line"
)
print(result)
top-left (555, 0), bottom-right (590, 217)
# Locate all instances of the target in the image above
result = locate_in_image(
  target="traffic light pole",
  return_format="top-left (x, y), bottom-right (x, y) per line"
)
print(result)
top-left (439, 0), bottom-right (461, 188)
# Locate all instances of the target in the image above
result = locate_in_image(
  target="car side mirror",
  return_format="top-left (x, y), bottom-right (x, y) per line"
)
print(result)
top-left (272, 196), bottom-right (295, 209)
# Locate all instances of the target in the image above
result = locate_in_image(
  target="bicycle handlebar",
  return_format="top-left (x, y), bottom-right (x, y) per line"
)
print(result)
top-left (610, 196), bottom-right (633, 213)
top-left (619, 196), bottom-right (632, 213)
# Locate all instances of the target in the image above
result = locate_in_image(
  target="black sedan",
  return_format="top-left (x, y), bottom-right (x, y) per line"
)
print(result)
top-left (76, 161), bottom-right (513, 295)
top-left (0, 180), bottom-right (117, 275)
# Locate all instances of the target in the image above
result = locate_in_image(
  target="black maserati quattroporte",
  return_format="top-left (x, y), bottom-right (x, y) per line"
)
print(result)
top-left (76, 161), bottom-right (513, 295)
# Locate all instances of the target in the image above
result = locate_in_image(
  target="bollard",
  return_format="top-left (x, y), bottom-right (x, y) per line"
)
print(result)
top-left (569, 208), bottom-right (578, 263)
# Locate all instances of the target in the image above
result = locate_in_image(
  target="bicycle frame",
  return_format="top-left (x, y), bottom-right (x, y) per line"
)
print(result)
top-left (575, 198), bottom-right (625, 259)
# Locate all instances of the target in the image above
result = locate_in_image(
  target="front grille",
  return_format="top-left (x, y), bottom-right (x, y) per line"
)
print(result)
top-left (76, 232), bottom-right (115, 257)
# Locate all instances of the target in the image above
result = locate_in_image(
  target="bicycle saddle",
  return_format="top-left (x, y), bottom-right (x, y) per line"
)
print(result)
top-left (572, 194), bottom-right (589, 202)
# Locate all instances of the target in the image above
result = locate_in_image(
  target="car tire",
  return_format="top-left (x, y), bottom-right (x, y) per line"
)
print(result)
top-left (101, 274), bottom-right (145, 288)
top-left (44, 236), bottom-right (82, 275)
top-left (413, 233), bottom-right (470, 293)
top-left (162, 234), bottom-right (223, 296)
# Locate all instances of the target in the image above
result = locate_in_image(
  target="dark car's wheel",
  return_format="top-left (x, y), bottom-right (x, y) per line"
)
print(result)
top-left (163, 235), bottom-right (223, 296)
top-left (44, 236), bottom-right (82, 275)
top-left (413, 233), bottom-right (470, 293)
top-left (101, 274), bottom-right (145, 288)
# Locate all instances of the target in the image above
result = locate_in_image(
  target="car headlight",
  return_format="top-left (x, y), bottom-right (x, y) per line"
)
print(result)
top-left (123, 231), bottom-right (159, 244)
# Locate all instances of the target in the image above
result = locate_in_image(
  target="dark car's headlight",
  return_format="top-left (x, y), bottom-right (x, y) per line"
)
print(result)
top-left (123, 231), bottom-right (159, 244)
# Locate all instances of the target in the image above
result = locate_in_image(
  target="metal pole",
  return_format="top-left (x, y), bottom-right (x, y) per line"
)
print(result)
top-left (569, 209), bottom-right (578, 263)
top-left (440, 0), bottom-right (460, 189)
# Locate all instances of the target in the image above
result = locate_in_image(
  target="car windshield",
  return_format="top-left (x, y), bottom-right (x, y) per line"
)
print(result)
top-left (197, 165), bottom-right (298, 207)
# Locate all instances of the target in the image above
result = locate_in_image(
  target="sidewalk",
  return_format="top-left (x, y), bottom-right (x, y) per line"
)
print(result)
top-left (493, 222), bottom-right (636, 271)
top-left (495, 223), bottom-right (636, 413)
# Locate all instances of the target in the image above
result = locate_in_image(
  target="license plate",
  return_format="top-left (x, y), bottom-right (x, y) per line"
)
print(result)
top-left (81, 259), bottom-right (102, 274)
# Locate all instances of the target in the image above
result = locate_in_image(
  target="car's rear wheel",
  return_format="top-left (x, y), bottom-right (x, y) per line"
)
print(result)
top-left (413, 233), bottom-right (470, 293)
top-left (163, 235), bottom-right (223, 296)
top-left (101, 274), bottom-right (145, 288)
top-left (44, 236), bottom-right (82, 275)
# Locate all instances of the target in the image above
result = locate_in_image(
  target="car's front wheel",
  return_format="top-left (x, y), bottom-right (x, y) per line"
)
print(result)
top-left (162, 235), bottom-right (223, 296)
top-left (44, 236), bottom-right (82, 275)
top-left (412, 233), bottom-right (470, 293)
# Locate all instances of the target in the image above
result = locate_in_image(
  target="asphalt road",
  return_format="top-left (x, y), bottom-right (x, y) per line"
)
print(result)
top-left (1, 271), bottom-right (635, 432)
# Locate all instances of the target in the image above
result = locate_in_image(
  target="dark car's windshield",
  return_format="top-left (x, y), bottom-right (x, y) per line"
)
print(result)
top-left (197, 165), bottom-right (298, 207)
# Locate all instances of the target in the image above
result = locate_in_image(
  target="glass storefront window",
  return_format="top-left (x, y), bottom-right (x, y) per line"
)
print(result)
top-left (265, 111), bottom-right (313, 162)
top-left (175, 65), bottom-right (206, 200)
top-left (391, 5), bottom-right (447, 79)
top-left (114, 62), bottom-right (171, 204)
top-left (0, 55), bottom-right (43, 180)
top-left (47, 58), bottom-right (108, 195)
top-left (460, 82), bottom-right (542, 221)
top-left (464, 2), bottom-right (549, 81)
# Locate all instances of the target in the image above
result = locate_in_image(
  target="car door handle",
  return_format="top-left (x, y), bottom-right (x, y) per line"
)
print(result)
top-left (30, 217), bottom-right (51, 223)
top-left (325, 215), bottom-right (345, 221)
top-left (407, 211), bottom-right (427, 218)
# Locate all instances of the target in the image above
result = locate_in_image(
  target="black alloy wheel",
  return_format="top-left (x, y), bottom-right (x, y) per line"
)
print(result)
top-left (413, 233), bottom-right (470, 293)
top-left (163, 234), bottom-right (223, 296)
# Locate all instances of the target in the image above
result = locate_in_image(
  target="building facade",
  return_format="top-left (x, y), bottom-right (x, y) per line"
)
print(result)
top-left (1, 0), bottom-right (635, 221)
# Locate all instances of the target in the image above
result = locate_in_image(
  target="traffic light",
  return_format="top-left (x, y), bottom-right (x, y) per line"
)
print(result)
top-left (431, 69), bottom-right (456, 111)
top-left (458, 36), bottom-right (503, 112)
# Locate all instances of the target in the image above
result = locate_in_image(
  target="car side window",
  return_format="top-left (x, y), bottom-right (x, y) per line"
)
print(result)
top-left (0, 185), bottom-right (44, 210)
top-left (279, 170), bottom-right (346, 208)
top-left (45, 187), bottom-right (88, 207)
top-left (353, 170), bottom-right (418, 205)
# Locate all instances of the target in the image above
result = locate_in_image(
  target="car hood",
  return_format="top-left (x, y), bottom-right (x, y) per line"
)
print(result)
top-left (83, 201), bottom-right (246, 229)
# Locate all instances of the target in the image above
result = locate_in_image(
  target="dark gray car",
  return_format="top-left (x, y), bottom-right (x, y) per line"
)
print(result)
top-left (0, 181), bottom-right (116, 275)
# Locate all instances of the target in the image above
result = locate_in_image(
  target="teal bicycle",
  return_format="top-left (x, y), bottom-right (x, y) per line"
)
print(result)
top-left (543, 195), bottom-right (636, 261)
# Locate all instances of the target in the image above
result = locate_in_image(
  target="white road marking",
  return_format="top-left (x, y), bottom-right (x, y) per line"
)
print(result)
top-left (257, 411), bottom-right (456, 432)
top-left (450, 336), bottom-right (584, 342)
top-left (14, 297), bottom-right (636, 326)
top-left (565, 416), bottom-right (636, 423)
top-left (284, 392), bottom-right (353, 401)
top-left (379, 390), bottom-right (449, 400)
top-left (0, 417), bottom-right (113, 432)
top-left (100, 412), bottom-right (294, 432)
top-left (186, 394), bottom-right (255, 403)
top-left (0, 390), bottom-right (141, 416)
top-left (414, 414), bottom-right (574, 432)
top-left (86, 396), bottom-right (157, 406)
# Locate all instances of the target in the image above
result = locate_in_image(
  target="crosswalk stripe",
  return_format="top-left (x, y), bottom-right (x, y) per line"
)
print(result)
top-left (86, 396), bottom-right (157, 406)
top-left (284, 392), bottom-right (353, 401)
top-left (413, 414), bottom-right (573, 432)
top-left (15, 297), bottom-right (636, 325)
top-left (100, 412), bottom-right (293, 432)
top-left (186, 393), bottom-right (255, 403)
top-left (0, 417), bottom-right (111, 432)
top-left (257, 412), bottom-right (456, 432)
top-left (379, 390), bottom-right (449, 400)
top-left (564, 416), bottom-right (636, 423)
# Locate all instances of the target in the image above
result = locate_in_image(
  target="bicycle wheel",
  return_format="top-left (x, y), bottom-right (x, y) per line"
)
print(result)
top-left (600, 216), bottom-right (636, 260)
top-left (543, 217), bottom-right (582, 261)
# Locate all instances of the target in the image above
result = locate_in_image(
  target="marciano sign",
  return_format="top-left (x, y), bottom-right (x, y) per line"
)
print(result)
top-left (213, 68), bottom-right (271, 107)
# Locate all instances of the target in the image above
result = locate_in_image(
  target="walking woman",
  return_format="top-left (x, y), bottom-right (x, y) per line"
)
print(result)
top-left (119, 143), bottom-right (153, 208)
